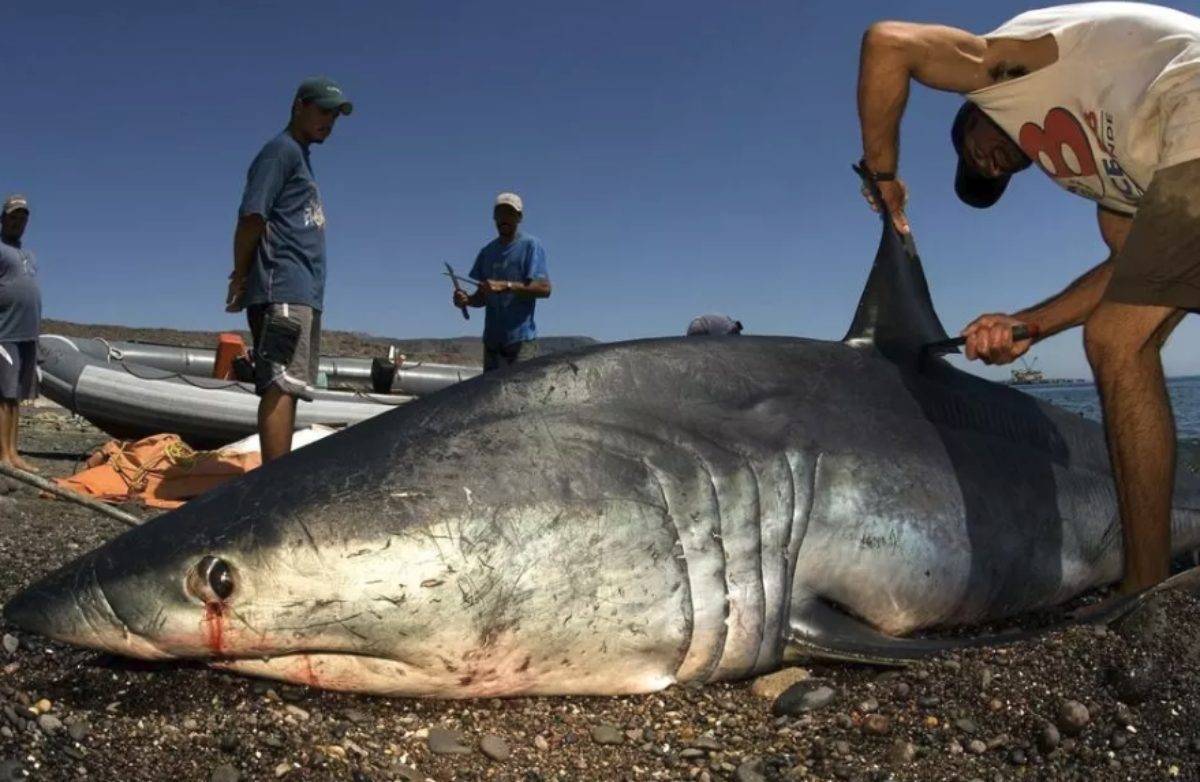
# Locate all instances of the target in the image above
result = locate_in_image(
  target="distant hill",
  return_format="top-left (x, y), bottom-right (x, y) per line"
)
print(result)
top-left (41, 319), bottom-right (597, 367)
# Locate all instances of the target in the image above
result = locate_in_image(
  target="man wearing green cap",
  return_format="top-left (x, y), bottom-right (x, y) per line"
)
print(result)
top-left (225, 77), bottom-right (352, 462)
top-left (855, 5), bottom-right (1200, 595)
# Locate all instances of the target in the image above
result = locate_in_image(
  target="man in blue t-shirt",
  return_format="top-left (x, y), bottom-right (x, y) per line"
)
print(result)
top-left (0, 195), bottom-right (40, 473)
top-left (225, 76), bottom-right (352, 462)
top-left (452, 192), bottom-right (552, 371)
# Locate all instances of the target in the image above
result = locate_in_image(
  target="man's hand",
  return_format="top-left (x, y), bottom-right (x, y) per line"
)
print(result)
top-left (962, 313), bottom-right (1036, 365)
top-left (225, 273), bottom-right (246, 313)
top-left (861, 178), bottom-right (910, 234)
top-left (482, 279), bottom-right (511, 295)
top-left (453, 289), bottom-right (471, 308)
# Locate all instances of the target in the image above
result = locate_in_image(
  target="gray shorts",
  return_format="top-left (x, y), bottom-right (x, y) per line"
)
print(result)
top-left (483, 340), bottom-right (538, 372)
top-left (0, 341), bottom-right (37, 401)
top-left (247, 303), bottom-right (320, 400)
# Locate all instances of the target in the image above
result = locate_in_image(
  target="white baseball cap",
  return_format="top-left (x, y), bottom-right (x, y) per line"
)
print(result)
top-left (2, 194), bottom-right (29, 215)
top-left (494, 192), bottom-right (523, 213)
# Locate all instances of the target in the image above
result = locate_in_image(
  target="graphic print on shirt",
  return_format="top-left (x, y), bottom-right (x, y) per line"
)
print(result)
top-left (303, 195), bottom-right (326, 230)
top-left (1017, 107), bottom-right (1144, 208)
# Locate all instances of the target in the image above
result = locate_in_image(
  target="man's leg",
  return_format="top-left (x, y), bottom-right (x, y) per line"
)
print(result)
top-left (258, 386), bottom-right (297, 463)
top-left (8, 342), bottom-right (38, 472)
top-left (482, 345), bottom-right (500, 373)
top-left (0, 399), bottom-right (16, 467)
top-left (1084, 301), bottom-right (1183, 594)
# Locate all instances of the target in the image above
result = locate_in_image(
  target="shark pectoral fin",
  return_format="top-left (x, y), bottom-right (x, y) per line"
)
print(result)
top-left (783, 594), bottom-right (1045, 666)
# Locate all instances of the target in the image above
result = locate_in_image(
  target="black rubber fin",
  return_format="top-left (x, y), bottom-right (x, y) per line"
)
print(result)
top-left (842, 165), bottom-right (952, 363)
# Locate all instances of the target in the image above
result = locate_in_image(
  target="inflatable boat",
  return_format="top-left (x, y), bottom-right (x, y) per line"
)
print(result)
top-left (37, 335), bottom-right (418, 448)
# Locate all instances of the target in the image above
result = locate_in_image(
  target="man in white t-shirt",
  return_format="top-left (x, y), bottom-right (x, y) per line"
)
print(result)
top-left (856, 3), bottom-right (1200, 595)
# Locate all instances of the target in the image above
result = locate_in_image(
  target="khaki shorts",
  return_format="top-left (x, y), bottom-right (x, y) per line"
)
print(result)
top-left (247, 303), bottom-right (320, 399)
top-left (1104, 157), bottom-right (1200, 310)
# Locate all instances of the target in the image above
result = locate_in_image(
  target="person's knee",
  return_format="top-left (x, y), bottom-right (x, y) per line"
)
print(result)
top-left (1084, 307), bottom-right (1165, 374)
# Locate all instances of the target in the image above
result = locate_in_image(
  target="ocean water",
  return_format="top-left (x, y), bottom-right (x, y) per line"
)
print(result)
top-left (1020, 376), bottom-right (1200, 440)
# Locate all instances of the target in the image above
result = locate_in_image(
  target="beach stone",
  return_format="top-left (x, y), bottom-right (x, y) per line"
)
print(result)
top-left (858, 697), bottom-right (880, 713)
top-left (590, 724), bottom-right (623, 745)
top-left (772, 681), bottom-right (836, 716)
top-left (1057, 701), bottom-right (1090, 736)
top-left (954, 718), bottom-right (979, 735)
top-left (428, 727), bottom-right (471, 755)
top-left (749, 667), bottom-right (811, 700)
top-left (888, 739), bottom-right (916, 764)
top-left (479, 734), bottom-right (510, 761)
top-left (1, 636), bottom-right (17, 656)
top-left (1037, 723), bottom-right (1061, 753)
top-left (283, 704), bottom-right (309, 721)
top-left (1114, 703), bottom-right (1135, 727)
top-left (966, 739), bottom-right (987, 755)
top-left (343, 708), bottom-right (370, 725)
top-left (36, 713), bottom-right (62, 735)
top-left (273, 762), bottom-right (292, 778)
top-left (533, 734), bottom-right (550, 751)
top-left (734, 758), bottom-right (766, 782)
top-left (210, 765), bottom-right (240, 782)
top-left (395, 766), bottom-right (423, 782)
top-left (862, 714), bottom-right (891, 735)
top-left (1113, 596), bottom-right (1168, 643)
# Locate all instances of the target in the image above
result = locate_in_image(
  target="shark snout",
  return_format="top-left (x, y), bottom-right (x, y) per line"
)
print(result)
top-left (3, 558), bottom-right (170, 659)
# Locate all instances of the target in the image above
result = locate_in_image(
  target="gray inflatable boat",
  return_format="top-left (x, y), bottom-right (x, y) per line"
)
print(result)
top-left (82, 338), bottom-right (480, 396)
top-left (37, 335), bottom-right (418, 448)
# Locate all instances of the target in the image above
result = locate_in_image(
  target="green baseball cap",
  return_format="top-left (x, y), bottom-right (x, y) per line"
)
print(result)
top-left (295, 76), bottom-right (353, 115)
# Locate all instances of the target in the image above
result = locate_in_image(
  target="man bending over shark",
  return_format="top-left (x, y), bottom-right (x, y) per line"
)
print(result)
top-left (856, 3), bottom-right (1200, 594)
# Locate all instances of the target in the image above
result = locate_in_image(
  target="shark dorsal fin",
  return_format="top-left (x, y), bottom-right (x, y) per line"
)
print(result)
top-left (842, 167), bottom-right (950, 361)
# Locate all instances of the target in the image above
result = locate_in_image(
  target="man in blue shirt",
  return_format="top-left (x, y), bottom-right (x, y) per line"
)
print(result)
top-left (0, 195), bottom-right (40, 472)
top-left (225, 76), bottom-right (352, 462)
top-left (453, 193), bottom-right (552, 371)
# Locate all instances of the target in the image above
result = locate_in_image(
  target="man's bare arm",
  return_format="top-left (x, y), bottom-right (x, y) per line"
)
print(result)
top-left (858, 21), bottom-right (992, 175)
top-left (227, 214), bottom-right (265, 312)
top-left (511, 279), bottom-right (551, 299)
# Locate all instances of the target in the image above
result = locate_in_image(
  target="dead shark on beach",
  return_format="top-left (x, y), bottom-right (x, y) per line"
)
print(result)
top-left (5, 180), bottom-right (1200, 698)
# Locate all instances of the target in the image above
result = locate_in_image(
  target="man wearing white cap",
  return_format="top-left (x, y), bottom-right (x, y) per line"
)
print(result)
top-left (453, 192), bottom-right (552, 371)
top-left (0, 195), bottom-right (40, 472)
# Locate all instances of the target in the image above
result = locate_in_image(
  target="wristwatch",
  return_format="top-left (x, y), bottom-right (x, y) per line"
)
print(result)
top-left (858, 158), bottom-right (897, 182)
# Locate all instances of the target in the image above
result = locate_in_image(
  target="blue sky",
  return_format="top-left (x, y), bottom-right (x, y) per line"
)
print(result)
top-left (5, 0), bottom-right (1199, 380)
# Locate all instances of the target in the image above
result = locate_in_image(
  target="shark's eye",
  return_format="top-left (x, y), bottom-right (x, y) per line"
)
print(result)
top-left (191, 556), bottom-right (235, 602)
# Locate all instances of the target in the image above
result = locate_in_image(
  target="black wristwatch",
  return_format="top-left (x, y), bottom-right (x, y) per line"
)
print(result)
top-left (858, 159), bottom-right (897, 182)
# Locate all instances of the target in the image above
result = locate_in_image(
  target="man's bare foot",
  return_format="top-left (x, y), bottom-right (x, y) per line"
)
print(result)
top-left (0, 455), bottom-right (38, 474)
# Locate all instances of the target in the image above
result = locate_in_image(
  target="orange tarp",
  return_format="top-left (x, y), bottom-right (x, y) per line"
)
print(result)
top-left (54, 433), bottom-right (261, 509)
